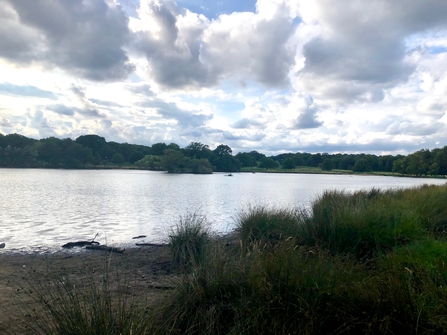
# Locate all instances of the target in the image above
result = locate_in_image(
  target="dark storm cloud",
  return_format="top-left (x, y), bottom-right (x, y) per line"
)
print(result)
top-left (0, 83), bottom-right (57, 99)
top-left (0, 0), bottom-right (134, 81)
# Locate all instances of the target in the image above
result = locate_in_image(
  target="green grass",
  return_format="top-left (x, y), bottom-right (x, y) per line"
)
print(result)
top-left (168, 212), bottom-right (211, 271)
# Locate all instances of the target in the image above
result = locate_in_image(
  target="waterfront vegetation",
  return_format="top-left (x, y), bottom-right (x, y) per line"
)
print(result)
top-left (2, 132), bottom-right (447, 176)
top-left (10, 183), bottom-right (447, 334)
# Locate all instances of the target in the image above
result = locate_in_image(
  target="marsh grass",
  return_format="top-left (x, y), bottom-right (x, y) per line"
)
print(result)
top-left (168, 213), bottom-right (211, 271)
top-left (236, 205), bottom-right (303, 249)
top-left (152, 183), bottom-right (447, 334)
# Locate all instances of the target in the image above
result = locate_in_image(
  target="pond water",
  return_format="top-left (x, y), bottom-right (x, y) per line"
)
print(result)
top-left (0, 168), bottom-right (445, 253)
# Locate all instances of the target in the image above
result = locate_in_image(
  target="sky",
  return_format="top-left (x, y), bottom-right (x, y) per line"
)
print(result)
top-left (0, 0), bottom-right (447, 155)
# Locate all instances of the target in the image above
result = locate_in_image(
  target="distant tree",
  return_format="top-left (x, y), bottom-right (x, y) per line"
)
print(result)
top-left (352, 159), bottom-right (372, 172)
top-left (187, 158), bottom-right (213, 174)
top-left (282, 157), bottom-right (296, 169)
top-left (321, 159), bottom-right (334, 171)
top-left (150, 142), bottom-right (168, 156)
top-left (111, 153), bottom-right (125, 165)
top-left (235, 152), bottom-right (257, 167)
top-left (75, 135), bottom-right (107, 156)
top-left (184, 142), bottom-right (211, 159)
top-left (135, 155), bottom-right (163, 170)
top-left (259, 157), bottom-right (279, 169)
top-left (213, 144), bottom-right (232, 157)
top-left (161, 149), bottom-right (188, 173)
top-left (129, 151), bottom-right (145, 164)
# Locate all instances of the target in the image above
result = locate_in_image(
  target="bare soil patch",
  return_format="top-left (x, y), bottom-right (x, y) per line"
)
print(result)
top-left (0, 246), bottom-right (174, 334)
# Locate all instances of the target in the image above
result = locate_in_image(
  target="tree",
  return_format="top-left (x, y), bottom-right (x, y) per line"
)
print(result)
top-left (321, 159), bottom-right (334, 171)
top-left (111, 153), bottom-right (125, 165)
top-left (259, 157), bottom-right (279, 169)
top-left (235, 153), bottom-right (257, 168)
top-left (161, 149), bottom-right (188, 173)
top-left (282, 157), bottom-right (296, 169)
top-left (352, 159), bottom-right (372, 172)
top-left (187, 158), bottom-right (213, 174)
top-left (151, 142), bottom-right (168, 156)
top-left (184, 142), bottom-right (211, 159)
top-left (213, 144), bottom-right (232, 157)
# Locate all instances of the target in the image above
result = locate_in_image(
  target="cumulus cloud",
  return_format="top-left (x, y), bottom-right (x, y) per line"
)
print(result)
top-left (296, 0), bottom-right (447, 102)
top-left (0, 0), bottom-right (134, 81)
top-left (132, 0), bottom-right (299, 89)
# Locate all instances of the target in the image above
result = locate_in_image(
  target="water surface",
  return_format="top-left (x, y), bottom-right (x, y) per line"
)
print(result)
top-left (0, 169), bottom-right (445, 253)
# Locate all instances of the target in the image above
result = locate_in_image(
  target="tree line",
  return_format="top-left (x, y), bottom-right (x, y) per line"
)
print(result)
top-left (1, 133), bottom-right (446, 176)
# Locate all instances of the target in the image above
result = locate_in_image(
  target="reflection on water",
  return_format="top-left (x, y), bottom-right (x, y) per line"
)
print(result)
top-left (0, 168), bottom-right (445, 253)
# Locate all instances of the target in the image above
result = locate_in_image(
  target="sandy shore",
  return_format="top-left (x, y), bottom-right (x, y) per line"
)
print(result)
top-left (0, 245), bottom-right (174, 334)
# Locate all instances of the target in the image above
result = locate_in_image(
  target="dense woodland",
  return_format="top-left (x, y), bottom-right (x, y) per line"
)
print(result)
top-left (1, 132), bottom-right (446, 176)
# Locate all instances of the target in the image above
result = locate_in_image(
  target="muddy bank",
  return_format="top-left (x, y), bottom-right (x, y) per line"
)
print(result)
top-left (0, 246), bottom-right (174, 334)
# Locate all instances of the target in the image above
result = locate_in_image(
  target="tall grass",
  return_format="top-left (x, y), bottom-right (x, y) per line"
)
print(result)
top-left (151, 183), bottom-right (447, 334)
top-left (298, 185), bottom-right (447, 259)
top-left (168, 212), bottom-right (210, 270)
top-left (235, 205), bottom-right (303, 248)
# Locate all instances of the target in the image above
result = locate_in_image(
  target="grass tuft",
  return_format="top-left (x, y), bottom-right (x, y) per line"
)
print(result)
top-left (169, 212), bottom-right (211, 270)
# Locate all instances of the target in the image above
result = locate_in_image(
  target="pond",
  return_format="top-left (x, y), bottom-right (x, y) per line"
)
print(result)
top-left (0, 169), bottom-right (445, 253)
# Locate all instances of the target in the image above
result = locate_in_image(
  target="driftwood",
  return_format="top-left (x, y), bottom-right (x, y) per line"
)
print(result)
top-left (135, 243), bottom-right (168, 247)
top-left (62, 241), bottom-right (100, 248)
top-left (132, 235), bottom-right (147, 239)
top-left (85, 245), bottom-right (125, 253)
top-left (62, 233), bottom-right (100, 249)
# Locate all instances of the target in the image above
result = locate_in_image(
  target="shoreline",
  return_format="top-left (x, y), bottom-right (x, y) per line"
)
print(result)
top-left (2, 166), bottom-right (446, 179)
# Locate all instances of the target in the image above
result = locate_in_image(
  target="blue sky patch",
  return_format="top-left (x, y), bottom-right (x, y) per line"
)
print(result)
top-left (0, 83), bottom-right (57, 100)
top-left (426, 45), bottom-right (447, 54)
top-left (176, 0), bottom-right (256, 19)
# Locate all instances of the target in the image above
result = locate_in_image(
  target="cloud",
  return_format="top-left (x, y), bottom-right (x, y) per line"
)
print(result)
top-left (138, 99), bottom-right (212, 127)
top-left (291, 98), bottom-right (322, 129)
top-left (47, 104), bottom-right (103, 118)
top-left (296, 0), bottom-right (447, 102)
top-left (132, 0), bottom-right (298, 89)
top-left (0, 0), bottom-right (134, 81)
top-left (133, 0), bottom-right (215, 88)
